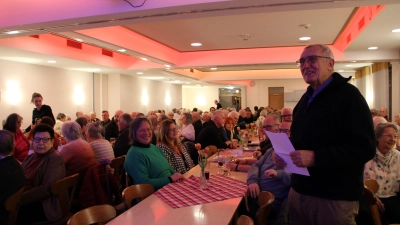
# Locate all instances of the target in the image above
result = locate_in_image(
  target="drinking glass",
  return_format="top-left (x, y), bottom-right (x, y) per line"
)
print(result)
top-left (223, 157), bottom-right (231, 176)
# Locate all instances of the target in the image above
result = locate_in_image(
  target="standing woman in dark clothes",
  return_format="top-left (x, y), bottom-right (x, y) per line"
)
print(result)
top-left (25, 92), bottom-right (55, 133)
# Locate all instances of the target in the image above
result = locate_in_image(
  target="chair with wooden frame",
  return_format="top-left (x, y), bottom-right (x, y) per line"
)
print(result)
top-left (122, 184), bottom-right (154, 210)
top-left (29, 173), bottom-right (80, 225)
top-left (67, 204), bottom-right (116, 225)
top-left (255, 191), bottom-right (275, 225)
top-left (363, 184), bottom-right (382, 225)
top-left (3, 187), bottom-right (24, 225)
top-left (237, 215), bottom-right (254, 225)
top-left (51, 173), bottom-right (80, 225)
top-left (110, 156), bottom-right (126, 201)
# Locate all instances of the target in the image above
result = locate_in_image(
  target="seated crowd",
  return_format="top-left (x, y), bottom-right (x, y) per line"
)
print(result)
top-left (1, 93), bottom-right (399, 224)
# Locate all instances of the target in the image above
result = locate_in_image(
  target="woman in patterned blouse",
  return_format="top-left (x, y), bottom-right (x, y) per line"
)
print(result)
top-left (364, 122), bottom-right (400, 224)
top-left (157, 120), bottom-right (194, 174)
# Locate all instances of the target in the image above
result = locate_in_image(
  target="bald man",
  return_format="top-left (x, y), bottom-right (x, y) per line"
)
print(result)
top-left (105, 110), bottom-right (123, 141)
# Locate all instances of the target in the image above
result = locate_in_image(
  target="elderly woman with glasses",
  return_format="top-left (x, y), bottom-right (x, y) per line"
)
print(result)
top-left (179, 112), bottom-right (195, 142)
top-left (18, 124), bottom-right (66, 224)
top-left (364, 122), bottom-right (400, 224)
top-left (157, 120), bottom-right (194, 174)
top-left (124, 117), bottom-right (185, 191)
top-left (3, 113), bottom-right (30, 162)
top-left (60, 121), bottom-right (96, 176)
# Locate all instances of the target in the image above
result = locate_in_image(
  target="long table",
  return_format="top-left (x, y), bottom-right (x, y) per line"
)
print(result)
top-left (107, 159), bottom-right (248, 225)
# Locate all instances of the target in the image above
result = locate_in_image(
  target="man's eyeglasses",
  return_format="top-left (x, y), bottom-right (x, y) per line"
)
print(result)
top-left (278, 129), bottom-right (291, 135)
top-left (281, 114), bottom-right (292, 117)
top-left (296, 55), bottom-right (331, 66)
top-left (262, 124), bottom-right (280, 130)
top-left (33, 137), bottom-right (51, 143)
top-left (381, 134), bottom-right (398, 139)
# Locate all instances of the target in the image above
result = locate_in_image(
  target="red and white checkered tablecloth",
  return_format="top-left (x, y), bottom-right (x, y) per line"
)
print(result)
top-left (154, 174), bottom-right (248, 209)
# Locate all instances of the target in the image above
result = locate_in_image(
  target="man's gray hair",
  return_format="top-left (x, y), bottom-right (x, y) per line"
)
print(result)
top-left (266, 113), bottom-right (281, 122)
top-left (61, 121), bottom-right (82, 141)
top-left (211, 111), bottom-right (224, 120)
top-left (305, 44), bottom-right (334, 59)
top-left (119, 113), bottom-right (133, 126)
top-left (375, 122), bottom-right (399, 139)
top-left (228, 111), bottom-right (239, 118)
top-left (182, 112), bottom-right (193, 123)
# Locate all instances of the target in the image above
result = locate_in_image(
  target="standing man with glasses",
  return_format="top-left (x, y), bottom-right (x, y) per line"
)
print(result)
top-left (274, 44), bottom-right (376, 225)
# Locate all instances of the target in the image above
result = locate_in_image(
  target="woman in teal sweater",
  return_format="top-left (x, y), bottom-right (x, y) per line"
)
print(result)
top-left (124, 117), bottom-right (185, 190)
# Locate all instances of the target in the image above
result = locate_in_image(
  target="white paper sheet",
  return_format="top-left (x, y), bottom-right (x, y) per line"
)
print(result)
top-left (265, 131), bottom-right (310, 176)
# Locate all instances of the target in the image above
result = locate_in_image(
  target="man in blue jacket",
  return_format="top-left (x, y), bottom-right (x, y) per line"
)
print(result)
top-left (274, 44), bottom-right (376, 225)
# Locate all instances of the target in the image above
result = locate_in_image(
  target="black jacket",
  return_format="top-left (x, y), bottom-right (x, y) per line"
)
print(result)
top-left (192, 120), bottom-right (203, 141)
top-left (113, 128), bottom-right (130, 158)
top-left (105, 117), bottom-right (119, 141)
top-left (290, 73), bottom-right (376, 201)
top-left (25, 104), bottom-right (55, 132)
top-left (197, 121), bottom-right (228, 149)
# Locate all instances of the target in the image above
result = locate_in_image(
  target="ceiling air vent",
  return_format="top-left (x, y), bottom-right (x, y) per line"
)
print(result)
top-left (67, 40), bottom-right (82, 49)
top-left (102, 49), bottom-right (113, 57)
top-left (30, 35), bottom-right (39, 39)
top-left (346, 34), bottom-right (351, 44)
top-left (358, 18), bottom-right (365, 31)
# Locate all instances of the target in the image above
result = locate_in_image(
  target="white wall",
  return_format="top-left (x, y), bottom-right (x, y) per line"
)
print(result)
top-left (0, 59), bottom-right (183, 128)
top-left (182, 86), bottom-right (220, 112)
top-left (0, 59), bottom-right (93, 126)
top-left (119, 75), bottom-right (182, 114)
top-left (246, 79), bottom-right (309, 110)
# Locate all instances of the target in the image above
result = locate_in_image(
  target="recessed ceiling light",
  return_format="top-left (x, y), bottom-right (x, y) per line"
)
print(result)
top-left (351, 61), bottom-right (356, 62)
top-left (47, 60), bottom-right (56, 63)
top-left (6, 31), bottom-right (19, 34)
top-left (391, 29), bottom-right (400, 33)
top-left (137, 72), bottom-right (143, 75)
top-left (191, 43), bottom-right (202, 47)
top-left (210, 68), bottom-right (217, 70)
top-left (75, 38), bottom-right (83, 42)
top-left (165, 65), bottom-right (171, 68)
top-left (346, 65), bottom-right (352, 67)
top-left (338, 70), bottom-right (344, 72)
top-left (299, 37), bottom-right (311, 41)
top-left (368, 47), bottom-right (378, 50)
top-left (141, 57), bottom-right (148, 61)
top-left (236, 90), bottom-right (239, 93)
top-left (117, 49), bottom-right (126, 52)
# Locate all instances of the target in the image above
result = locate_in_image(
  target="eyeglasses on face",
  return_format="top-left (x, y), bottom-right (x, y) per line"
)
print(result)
top-left (169, 128), bottom-right (178, 132)
top-left (381, 134), bottom-right (398, 139)
top-left (296, 55), bottom-right (331, 66)
top-left (281, 114), bottom-right (292, 117)
top-left (33, 137), bottom-right (51, 143)
top-left (278, 129), bottom-right (291, 134)
top-left (262, 124), bottom-right (280, 130)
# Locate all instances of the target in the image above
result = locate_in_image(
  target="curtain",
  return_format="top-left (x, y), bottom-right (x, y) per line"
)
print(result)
top-left (351, 63), bottom-right (389, 109)
top-left (371, 62), bottom-right (389, 109)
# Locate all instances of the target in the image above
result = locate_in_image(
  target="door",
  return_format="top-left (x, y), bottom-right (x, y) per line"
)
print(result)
top-left (268, 87), bottom-right (284, 109)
